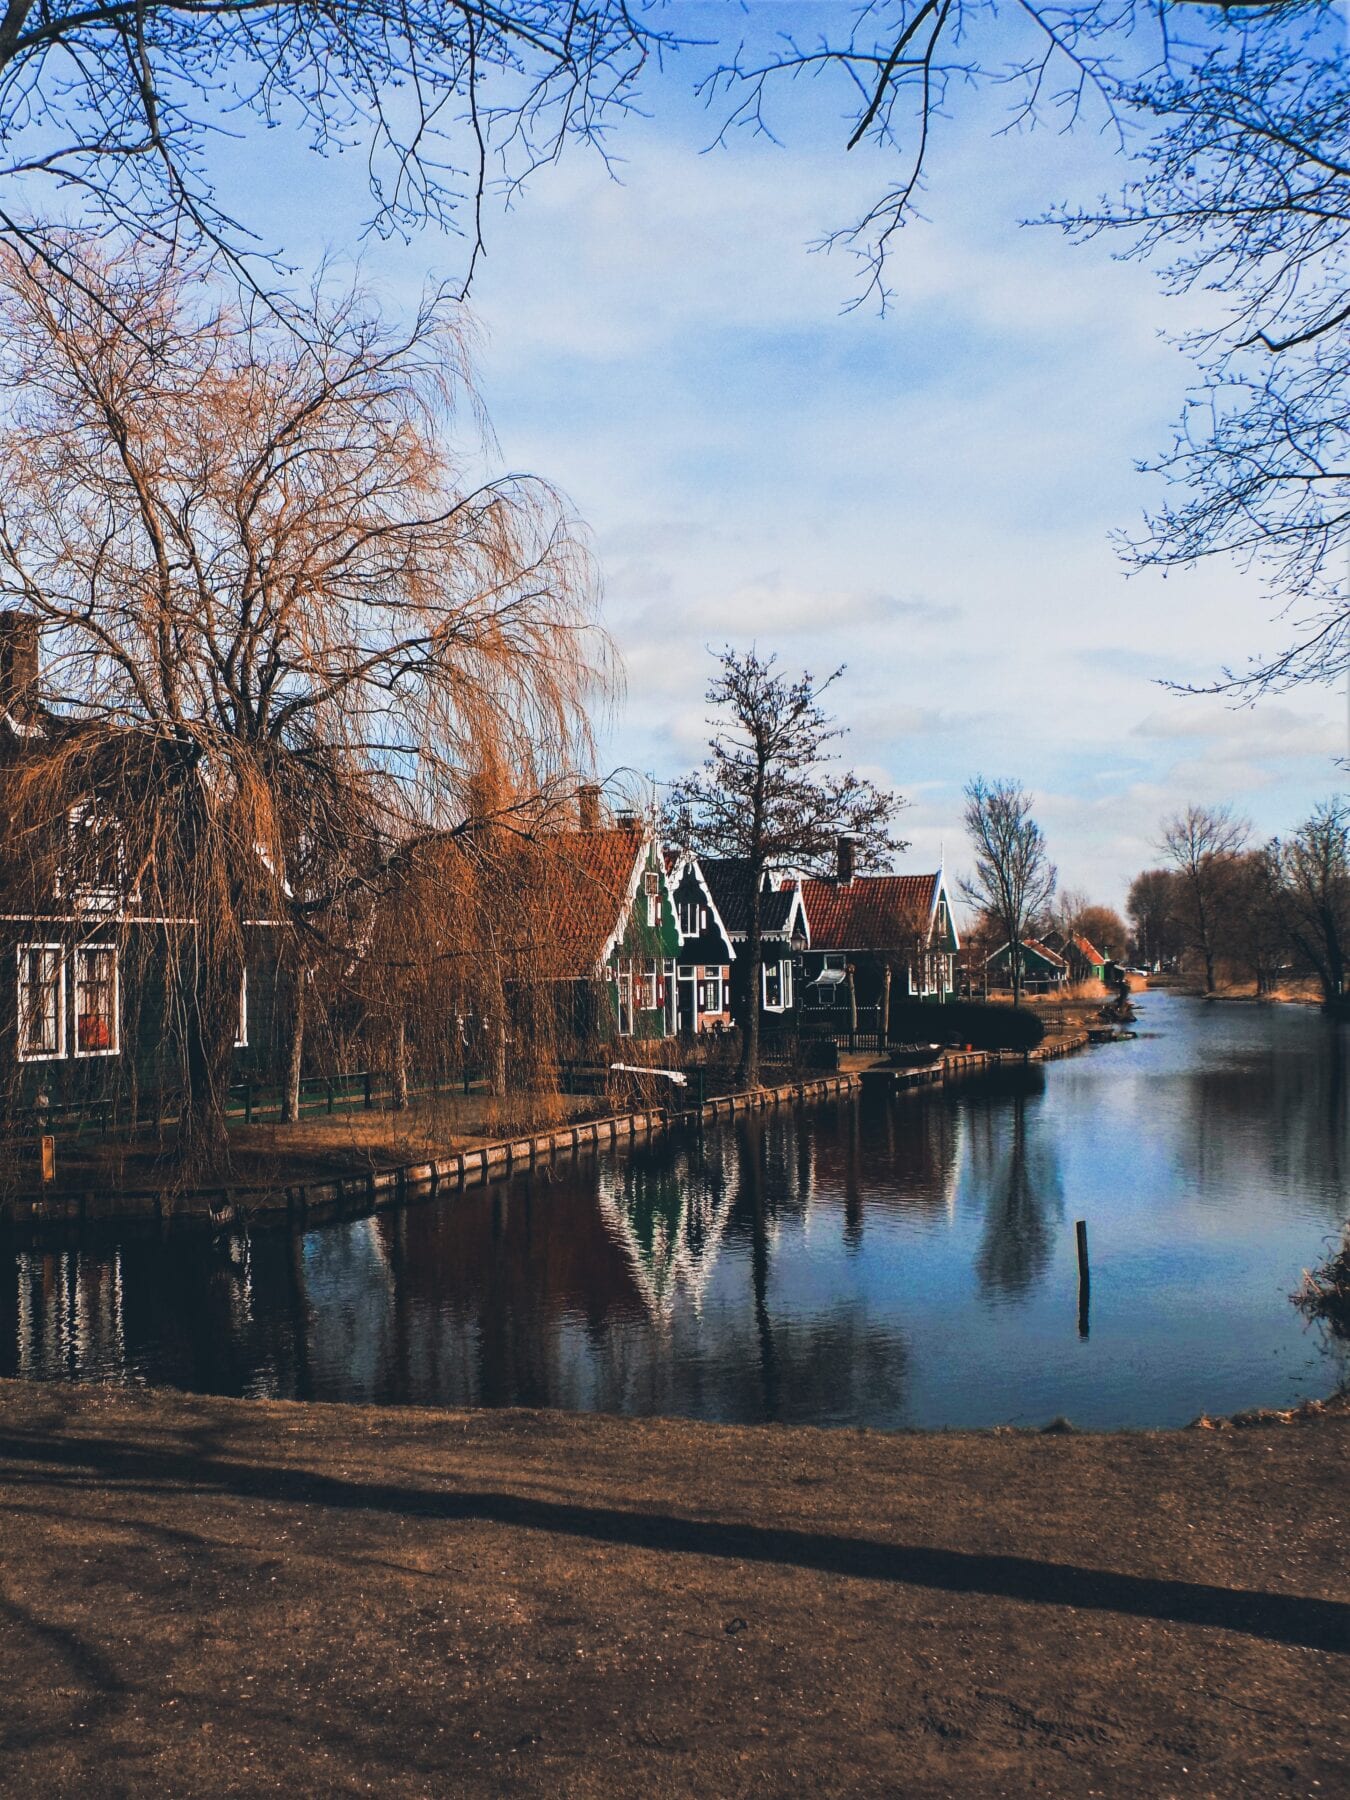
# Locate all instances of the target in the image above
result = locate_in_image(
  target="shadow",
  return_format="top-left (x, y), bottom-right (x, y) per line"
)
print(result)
top-left (0, 1428), bottom-right (1345, 1656)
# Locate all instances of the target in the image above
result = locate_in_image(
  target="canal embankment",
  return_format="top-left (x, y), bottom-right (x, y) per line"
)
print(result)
top-left (2, 1034), bottom-right (1091, 1237)
top-left (0, 1377), bottom-right (1343, 1798)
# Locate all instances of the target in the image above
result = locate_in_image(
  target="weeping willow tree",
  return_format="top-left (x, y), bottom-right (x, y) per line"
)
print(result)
top-left (0, 243), bottom-right (611, 1175)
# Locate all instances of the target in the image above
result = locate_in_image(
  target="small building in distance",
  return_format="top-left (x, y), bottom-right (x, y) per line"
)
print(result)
top-left (984, 937), bottom-right (1068, 995)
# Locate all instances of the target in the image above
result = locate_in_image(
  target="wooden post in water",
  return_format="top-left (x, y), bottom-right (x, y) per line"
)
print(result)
top-left (1076, 1218), bottom-right (1090, 1338)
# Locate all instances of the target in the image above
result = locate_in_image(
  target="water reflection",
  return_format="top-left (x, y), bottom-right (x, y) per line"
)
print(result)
top-left (2, 996), bottom-right (1346, 1427)
top-left (962, 1075), bottom-right (1065, 1302)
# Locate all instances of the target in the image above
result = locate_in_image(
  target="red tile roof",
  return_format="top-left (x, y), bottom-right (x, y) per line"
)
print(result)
top-left (413, 823), bottom-right (649, 981)
top-left (1072, 934), bottom-right (1106, 965)
top-left (544, 825), bottom-right (649, 976)
top-left (800, 872), bottom-right (939, 952)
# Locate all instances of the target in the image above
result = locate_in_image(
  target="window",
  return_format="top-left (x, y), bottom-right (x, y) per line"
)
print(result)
top-left (61, 802), bottom-right (130, 911)
top-left (73, 945), bottom-right (119, 1056)
top-left (697, 966), bottom-right (723, 1016)
top-left (641, 959), bottom-right (659, 1011)
top-left (763, 958), bottom-right (793, 1012)
top-left (235, 968), bottom-right (249, 1049)
top-left (644, 869), bottom-right (661, 928)
top-left (615, 966), bottom-right (634, 1036)
top-left (678, 899), bottom-right (708, 937)
top-left (17, 944), bottom-right (63, 1060)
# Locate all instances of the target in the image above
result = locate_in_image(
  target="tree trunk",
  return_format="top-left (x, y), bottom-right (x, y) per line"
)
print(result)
top-left (740, 866), bottom-right (764, 1089)
top-left (178, 941), bottom-right (240, 1176)
top-left (1011, 938), bottom-right (1023, 1008)
top-left (280, 975), bottom-right (305, 1124)
top-left (881, 964), bottom-right (892, 1043)
top-left (392, 1017), bottom-right (409, 1110)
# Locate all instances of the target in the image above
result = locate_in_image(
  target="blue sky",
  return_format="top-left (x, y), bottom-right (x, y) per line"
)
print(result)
top-left (234, 6), bottom-right (1342, 910)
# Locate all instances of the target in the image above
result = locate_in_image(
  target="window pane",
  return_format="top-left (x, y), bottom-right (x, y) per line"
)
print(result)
top-left (75, 947), bottom-right (118, 1054)
top-left (18, 946), bottom-right (61, 1057)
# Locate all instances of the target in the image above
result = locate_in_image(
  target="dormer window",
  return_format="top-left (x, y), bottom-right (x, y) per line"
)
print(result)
top-left (644, 868), bottom-right (660, 928)
top-left (59, 801), bottom-right (133, 912)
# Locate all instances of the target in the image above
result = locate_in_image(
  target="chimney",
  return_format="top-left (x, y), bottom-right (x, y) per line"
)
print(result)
top-left (577, 783), bottom-right (602, 831)
top-left (836, 834), bottom-right (856, 885)
top-left (0, 611), bottom-right (39, 720)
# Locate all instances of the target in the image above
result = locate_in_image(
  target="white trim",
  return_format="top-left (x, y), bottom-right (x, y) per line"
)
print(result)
top-left (235, 967), bottom-right (249, 1049)
top-left (761, 957), bottom-right (793, 1013)
top-left (72, 942), bottom-right (120, 1058)
top-left (16, 942), bottom-right (65, 1061)
top-left (669, 855), bottom-right (736, 961)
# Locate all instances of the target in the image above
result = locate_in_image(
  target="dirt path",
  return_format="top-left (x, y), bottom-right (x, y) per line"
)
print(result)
top-left (0, 1383), bottom-right (1345, 1797)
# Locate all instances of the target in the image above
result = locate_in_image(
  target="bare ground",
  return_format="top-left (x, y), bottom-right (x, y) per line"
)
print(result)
top-left (0, 1382), bottom-right (1345, 1798)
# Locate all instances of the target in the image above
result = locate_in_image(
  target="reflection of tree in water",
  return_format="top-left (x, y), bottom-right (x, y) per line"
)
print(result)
top-left (1173, 1015), bottom-right (1350, 1223)
top-left (969, 1084), bottom-right (1064, 1302)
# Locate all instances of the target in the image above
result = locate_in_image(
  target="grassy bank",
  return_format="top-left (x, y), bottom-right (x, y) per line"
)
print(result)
top-left (0, 1381), bottom-right (1345, 1797)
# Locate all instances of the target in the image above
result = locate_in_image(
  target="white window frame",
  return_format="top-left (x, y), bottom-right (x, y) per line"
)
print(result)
top-left (762, 957), bottom-right (793, 1012)
top-left (16, 942), bottom-right (65, 1062)
top-left (615, 965), bottom-right (634, 1037)
top-left (697, 965), bottom-right (723, 1017)
top-left (72, 943), bottom-right (120, 1058)
top-left (644, 869), bottom-right (660, 929)
top-left (235, 967), bottom-right (249, 1049)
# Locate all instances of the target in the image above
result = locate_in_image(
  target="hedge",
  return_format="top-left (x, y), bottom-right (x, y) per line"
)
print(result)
top-left (887, 999), bottom-right (1045, 1053)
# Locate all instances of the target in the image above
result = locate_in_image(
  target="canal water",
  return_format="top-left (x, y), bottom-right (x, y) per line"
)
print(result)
top-left (3, 993), bottom-right (1347, 1429)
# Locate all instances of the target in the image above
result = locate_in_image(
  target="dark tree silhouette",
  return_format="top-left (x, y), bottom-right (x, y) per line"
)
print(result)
top-left (666, 648), bottom-right (903, 1088)
top-left (1270, 798), bottom-right (1350, 1006)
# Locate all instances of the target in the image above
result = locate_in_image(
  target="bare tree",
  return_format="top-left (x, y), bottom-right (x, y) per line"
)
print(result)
top-left (960, 777), bottom-right (1056, 1008)
top-left (0, 2), bottom-right (665, 300)
top-left (0, 242), bottom-right (609, 1171)
top-left (1269, 798), bottom-right (1350, 1006)
top-left (1158, 803), bottom-right (1249, 995)
top-left (666, 648), bottom-right (904, 1088)
top-left (1061, 16), bottom-right (1350, 690)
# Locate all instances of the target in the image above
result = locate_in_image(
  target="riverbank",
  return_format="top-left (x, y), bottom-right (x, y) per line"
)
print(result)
top-left (3, 1039), bottom-right (1046, 1236)
top-left (0, 1380), bottom-right (1344, 1797)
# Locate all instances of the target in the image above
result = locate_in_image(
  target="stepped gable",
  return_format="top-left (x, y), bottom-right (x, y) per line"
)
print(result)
top-left (800, 871), bottom-right (939, 952)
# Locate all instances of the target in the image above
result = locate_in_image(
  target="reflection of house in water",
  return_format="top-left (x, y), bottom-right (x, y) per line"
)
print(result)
top-left (594, 1141), bottom-right (741, 1325)
top-left (804, 1091), bottom-right (964, 1248)
top-left (2, 1233), bottom-right (300, 1391)
top-left (8, 1249), bottom-right (127, 1380)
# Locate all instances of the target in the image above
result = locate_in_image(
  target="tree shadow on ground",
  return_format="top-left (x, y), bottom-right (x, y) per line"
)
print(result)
top-left (0, 1427), bottom-right (1346, 1656)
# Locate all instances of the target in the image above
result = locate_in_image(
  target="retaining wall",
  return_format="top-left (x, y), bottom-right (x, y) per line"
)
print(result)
top-left (3, 1030), bottom-right (1096, 1238)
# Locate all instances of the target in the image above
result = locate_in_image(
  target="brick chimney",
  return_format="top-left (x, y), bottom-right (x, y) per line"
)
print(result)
top-left (836, 834), bottom-right (857, 885)
top-left (577, 783), bottom-right (602, 831)
top-left (0, 611), bottom-right (39, 720)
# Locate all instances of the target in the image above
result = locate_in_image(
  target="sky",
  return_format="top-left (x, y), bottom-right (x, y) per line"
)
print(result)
top-left (237, 5), bottom-right (1343, 911)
